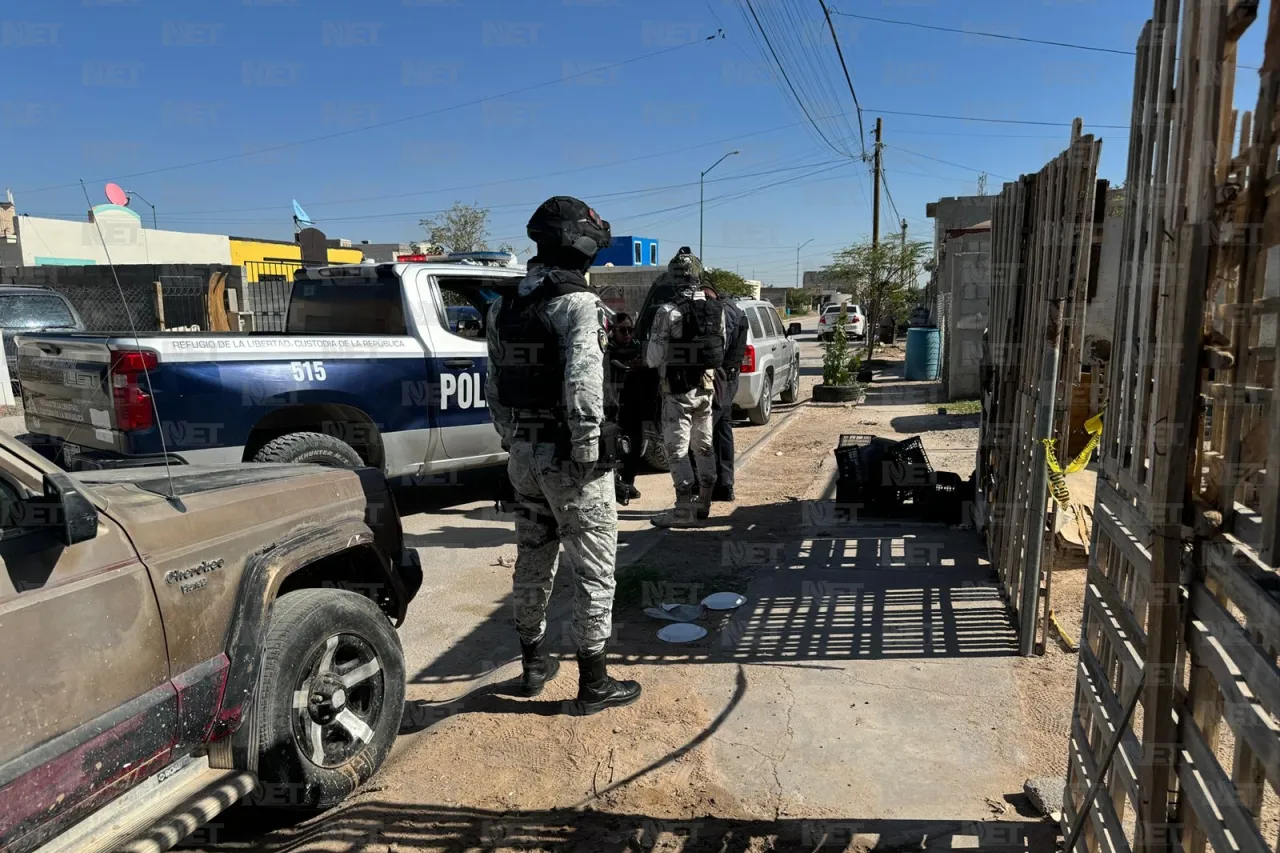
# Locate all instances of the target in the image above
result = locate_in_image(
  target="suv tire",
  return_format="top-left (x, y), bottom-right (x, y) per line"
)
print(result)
top-left (779, 358), bottom-right (800, 404)
top-left (746, 373), bottom-right (773, 425)
top-left (242, 589), bottom-right (405, 810)
top-left (253, 432), bottom-right (363, 468)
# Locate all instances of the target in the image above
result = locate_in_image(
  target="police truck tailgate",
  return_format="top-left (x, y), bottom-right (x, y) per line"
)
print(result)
top-left (15, 335), bottom-right (133, 453)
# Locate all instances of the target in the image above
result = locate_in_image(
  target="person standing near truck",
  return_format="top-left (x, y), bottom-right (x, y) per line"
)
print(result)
top-left (486, 196), bottom-right (641, 715)
top-left (645, 247), bottom-right (726, 527)
top-left (605, 312), bottom-right (648, 504)
top-left (704, 283), bottom-right (748, 503)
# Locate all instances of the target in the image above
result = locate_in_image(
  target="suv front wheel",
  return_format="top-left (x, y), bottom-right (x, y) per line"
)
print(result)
top-left (240, 588), bottom-right (405, 809)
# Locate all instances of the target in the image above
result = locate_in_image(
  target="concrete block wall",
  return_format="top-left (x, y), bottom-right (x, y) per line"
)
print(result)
top-left (926, 195), bottom-right (996, 256)
top-left (935, 231), bottom-right (992, 400)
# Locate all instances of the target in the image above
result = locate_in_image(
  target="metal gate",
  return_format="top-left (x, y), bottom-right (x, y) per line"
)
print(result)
top-left (242, 260), bottom-right (302, 332)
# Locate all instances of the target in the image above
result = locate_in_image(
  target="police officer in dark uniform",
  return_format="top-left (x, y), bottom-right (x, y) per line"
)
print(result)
top-left (486, 196), bottom-right (641, 715)
top-left (705, 283), bottom-right (748, 502)
top-left (606, 312), bottom-right (648, 504)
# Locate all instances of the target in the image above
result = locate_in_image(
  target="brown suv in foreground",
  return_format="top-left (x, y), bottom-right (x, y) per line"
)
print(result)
top-left (0, 431), bottom-right (422, 853)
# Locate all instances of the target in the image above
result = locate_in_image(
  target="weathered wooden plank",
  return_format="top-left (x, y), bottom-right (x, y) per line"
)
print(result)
top-left (1090, 563), bottom-right (1150, 664)
top-left (1096, 499), bottom-right (1155, 608)
top-left (1079, 642), bottom-right (1144, 808)
top-left (1187, 624), bottom-right (1280, 794)
top-left (1208, 383), bottom-right (1274, 405)
top-left (1189, 581), bottom-right (1280, 720)
top-left (1068, 715), bottom-right (1138, 853)
top-left (1177, 712), bottom-right (1269, 853)
top-left (1202, 538), bottom-right (1280, 657)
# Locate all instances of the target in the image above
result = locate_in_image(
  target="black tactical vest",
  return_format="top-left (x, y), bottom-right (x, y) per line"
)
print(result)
top-left (494, 270), bottom-right (592, 411)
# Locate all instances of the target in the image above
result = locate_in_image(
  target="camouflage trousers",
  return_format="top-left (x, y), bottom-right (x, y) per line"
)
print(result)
top-left (661, 388), bottom-right (716, 490)
top-left (506, 442), bottom-right (618, 655)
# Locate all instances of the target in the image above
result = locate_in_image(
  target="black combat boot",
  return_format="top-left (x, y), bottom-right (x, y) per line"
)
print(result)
top-left (520, 637), bottom-right (560, 697)
top-left (575, 649), bottom-right (642, 715)
top-left (696, 484), bottom-right (713, 520)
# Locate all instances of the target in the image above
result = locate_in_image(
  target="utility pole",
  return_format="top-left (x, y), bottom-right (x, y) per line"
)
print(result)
top-left (872, 117), bottom-right (882, 248)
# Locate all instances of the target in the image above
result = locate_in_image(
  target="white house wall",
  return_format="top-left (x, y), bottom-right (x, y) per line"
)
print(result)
top-left (17, 206), bottom-right (232, 266)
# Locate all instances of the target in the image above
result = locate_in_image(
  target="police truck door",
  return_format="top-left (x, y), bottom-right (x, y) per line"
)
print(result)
top-left (420, 274), bottom-right (503, 465)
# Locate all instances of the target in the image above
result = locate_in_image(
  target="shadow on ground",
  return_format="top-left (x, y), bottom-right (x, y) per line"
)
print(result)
top-left (890, 412), bottom-right (982, 433)
top-left (405, 497), bottom-right (1015, 689)
top-left (186, 802), bottom-right (1056, 853)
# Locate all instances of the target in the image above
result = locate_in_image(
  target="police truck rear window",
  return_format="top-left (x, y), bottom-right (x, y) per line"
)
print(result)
top-left (287, 275), bottom-right (407, 335)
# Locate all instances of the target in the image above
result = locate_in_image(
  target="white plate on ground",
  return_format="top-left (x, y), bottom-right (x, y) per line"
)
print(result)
top-left (702, 592), bottom-right (747, 611)
top-left (657, 623), bottom-right (708, 643)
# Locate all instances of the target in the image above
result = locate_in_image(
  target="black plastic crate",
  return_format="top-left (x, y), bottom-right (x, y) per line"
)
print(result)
top-left (889, 435), bottom-right (933, 473)
top-left (920, 471), bottom-right (965, 524)
top-left (834, 445), bottom-right (861, 482)
top-left (838, 433), bottom-right (876, 449)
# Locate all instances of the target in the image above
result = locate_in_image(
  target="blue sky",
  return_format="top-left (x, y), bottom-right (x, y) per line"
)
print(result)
top-left (2, 0), bottom-right (1267, 285)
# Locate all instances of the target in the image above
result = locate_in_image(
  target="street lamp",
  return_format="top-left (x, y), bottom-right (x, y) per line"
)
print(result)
top-left (700, 150), bottom-right (739, 260)
top-left (795, 238), bottom-right (813, 290)
top-left (125, 190), bottom-right (157, 231)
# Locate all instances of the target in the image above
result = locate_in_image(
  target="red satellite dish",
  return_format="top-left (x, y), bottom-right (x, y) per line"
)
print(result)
top-left (104, 182), bottom-right (128, 206)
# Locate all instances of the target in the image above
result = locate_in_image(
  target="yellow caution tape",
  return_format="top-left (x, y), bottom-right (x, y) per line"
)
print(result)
top-left (1050, 608), bottom-right (1079, 652)
top-left (1041, 410), bottom-right (1105, 510)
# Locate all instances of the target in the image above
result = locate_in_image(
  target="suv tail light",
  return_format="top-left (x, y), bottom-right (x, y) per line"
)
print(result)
top-left (110, 350), bottom-right (159, 432)
top-left (742, 344), bottom-right (757, 374)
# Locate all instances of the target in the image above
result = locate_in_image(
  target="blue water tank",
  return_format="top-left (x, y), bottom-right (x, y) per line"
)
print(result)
top-left (905, 326), bottom-right (941, 381)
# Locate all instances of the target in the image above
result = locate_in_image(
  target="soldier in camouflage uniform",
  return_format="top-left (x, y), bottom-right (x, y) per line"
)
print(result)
top-left (645, 247), bottom-right (723, 528)
top-left (486, 196), bottom-right (641, 716)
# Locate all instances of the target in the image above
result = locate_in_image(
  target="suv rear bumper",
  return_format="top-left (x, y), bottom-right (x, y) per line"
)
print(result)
top-left (734, 370), bottom-right (765, 410)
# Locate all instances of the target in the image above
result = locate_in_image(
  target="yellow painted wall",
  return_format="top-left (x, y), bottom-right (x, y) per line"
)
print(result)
top-left (230, 238), bottom-right (364, 282)
top-left (328, 247), bottom-right (363, 263)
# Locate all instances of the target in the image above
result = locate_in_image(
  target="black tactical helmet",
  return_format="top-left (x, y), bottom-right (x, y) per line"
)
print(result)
top-left (526, 196), bottom-right (612, 261)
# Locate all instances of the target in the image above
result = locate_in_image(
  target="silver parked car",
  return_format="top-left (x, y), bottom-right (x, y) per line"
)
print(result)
top-left (730, 298), bottom-right (801, 425)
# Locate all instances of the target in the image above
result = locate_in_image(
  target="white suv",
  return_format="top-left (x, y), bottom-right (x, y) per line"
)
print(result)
top-left (818, 302), bottom-right (866, 341)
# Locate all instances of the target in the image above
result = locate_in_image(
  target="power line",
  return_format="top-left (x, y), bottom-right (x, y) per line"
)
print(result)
top-left (817, 0), bottom-right (867, 160)
top-left (864, 107), bottom-right (1128, 130)
top-left (889, 145), bottom-right (1014, 181)
top-left (831, 9), bottom-right (1136, 57)
top-left (15, 38), bottom-right (716, 196)
top-left (833, 8), bottom-right (1263, 74)
top-left (740, 0), bottom-right (852, 159)
top-left (880, 169), bottom-right (902, 224)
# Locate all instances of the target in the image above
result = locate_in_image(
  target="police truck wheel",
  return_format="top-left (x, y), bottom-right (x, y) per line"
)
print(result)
top-left (253, 432), bottom-right (364, 468)
top-left (641, 423), bottom-right (670, 472)
top-left (779, 358), bottom-right (800, 404)
top-left (240, 589), bottom-right (405, 810)
top-left (747, 374), bottom-right (773, 425)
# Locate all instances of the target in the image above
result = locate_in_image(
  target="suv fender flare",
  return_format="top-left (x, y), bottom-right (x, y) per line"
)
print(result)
top-left (213, 520), bottom-right (407, 750)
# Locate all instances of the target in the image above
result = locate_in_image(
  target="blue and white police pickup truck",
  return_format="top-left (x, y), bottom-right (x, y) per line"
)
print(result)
top-left (14, 253), bottom-right (525, 479)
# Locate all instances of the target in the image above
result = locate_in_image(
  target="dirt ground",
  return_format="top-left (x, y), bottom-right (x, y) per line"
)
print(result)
top-left (194, 345), bottom-right (1078, 853)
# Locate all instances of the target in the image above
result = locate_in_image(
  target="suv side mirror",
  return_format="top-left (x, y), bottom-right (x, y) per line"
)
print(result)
top-left (787, 322), bottom-right (802, 337)
top-left (26, 472), bottom-right (99, 546)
